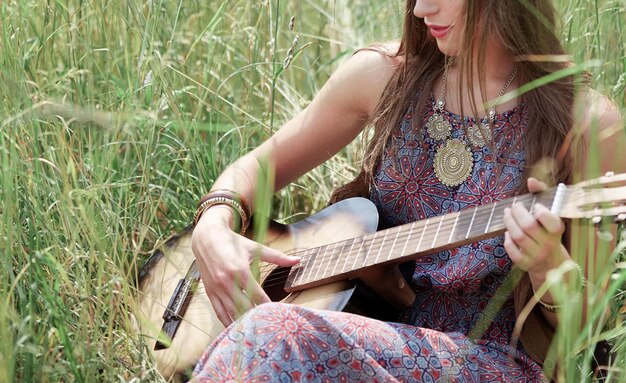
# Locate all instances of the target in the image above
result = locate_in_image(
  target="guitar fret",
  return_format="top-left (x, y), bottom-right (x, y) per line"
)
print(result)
top-left (469, 205), bottom-right (495, 239)
top-left (287, 262), bottom-right (304, 286)
top-left (448, 212), bottom-right (460, 244)
top-left (397, 222), bottom-right (415, 261)
top-left (465, 208), bottom-right (477, 239)
top-left (371, 231), bottom-right (388, 267)
top-left (309, 246), bottom-right (326, 284)
top-left (367, 230), bottom-right (388, 268)
top-left (332, 238), bottom-right (355, 277)
top-left (296, 248), bottom-right (316, 286)
top-left (332, 241), bottom-right (344, 276)
top-left (416, 218), bottom-right (429, 253)
top-left (343, 238), bottom-right (364, 274)
top-left (490, 201), bottom-right (509, 232)
top-left (291, 249), bottom-right (305, 286)
top-left (506, 197), bottom-right (518, 227)
top-left (384, 228), bottom-right (402, 262)
top-left (485, 202), bottom-right (497, 233)
top-left (320, 242), bottom-right (339, 280)
top-left (431, 215), bottom-right (445, 249)
top-left (353, 232), bottom-right (375, 271)
top-left (435, 213), bottom-right (455, 249)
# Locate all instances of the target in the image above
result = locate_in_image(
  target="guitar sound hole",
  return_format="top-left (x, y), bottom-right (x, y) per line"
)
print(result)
top-left (262, 266), bottom-right (291, 302)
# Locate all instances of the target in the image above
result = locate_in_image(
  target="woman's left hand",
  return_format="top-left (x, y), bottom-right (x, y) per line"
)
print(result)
top-left (503, 178), bottom-right (569, 276)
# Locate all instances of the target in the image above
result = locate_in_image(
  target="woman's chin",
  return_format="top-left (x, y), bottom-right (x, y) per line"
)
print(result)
top-left (436, 41), bottom-right (460, 57)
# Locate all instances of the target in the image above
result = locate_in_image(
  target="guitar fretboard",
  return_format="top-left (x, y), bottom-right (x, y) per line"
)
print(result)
top-left (285, 188), bottom-right (559, 291)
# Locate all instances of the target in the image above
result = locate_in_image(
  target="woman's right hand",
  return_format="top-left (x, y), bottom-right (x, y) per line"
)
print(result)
top-left (190, 206), bottom-right (300, 327)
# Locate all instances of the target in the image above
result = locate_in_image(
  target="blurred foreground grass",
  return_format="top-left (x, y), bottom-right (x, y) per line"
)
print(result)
top-left (0, 0), bottom-right (624, 381)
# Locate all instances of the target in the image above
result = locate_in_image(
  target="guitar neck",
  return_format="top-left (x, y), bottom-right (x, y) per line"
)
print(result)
top-left (285, 187), bottom-right (561, 292)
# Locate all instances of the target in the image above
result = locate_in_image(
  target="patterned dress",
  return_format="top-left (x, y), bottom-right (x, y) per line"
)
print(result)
top-left (191, 98), bottom-right (547, 382)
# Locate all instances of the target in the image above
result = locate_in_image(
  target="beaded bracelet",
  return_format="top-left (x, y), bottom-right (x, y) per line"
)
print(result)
top-left (536, 263), bottom-right (586, 313)
top-left (194, 190), bottom-right (251, 234)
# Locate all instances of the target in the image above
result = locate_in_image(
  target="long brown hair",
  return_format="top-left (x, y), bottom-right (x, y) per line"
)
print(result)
top-left (359, 0), bottom-right (577, 191)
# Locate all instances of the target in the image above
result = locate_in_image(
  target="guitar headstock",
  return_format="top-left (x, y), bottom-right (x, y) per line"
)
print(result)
top-left (559, 172), bottom-right (626, 221)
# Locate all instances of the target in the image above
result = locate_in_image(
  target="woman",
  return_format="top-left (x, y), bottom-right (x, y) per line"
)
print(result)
top-left (190, 0), bottom-right (624, 381)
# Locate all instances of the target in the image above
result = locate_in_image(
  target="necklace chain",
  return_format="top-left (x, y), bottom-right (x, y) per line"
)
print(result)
top-left (437, 56), bottom-right (518, 120)
top-left (428, 56), bottom-right (518, 188)
top-left (488, 66), bottom-right (519, 121)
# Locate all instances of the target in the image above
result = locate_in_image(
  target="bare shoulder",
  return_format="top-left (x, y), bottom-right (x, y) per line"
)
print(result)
top-left (577, 88), bottom-right (626, 174)
top-left (324, 44), bottom-right (400, 116)
top-left (579, 88), bottom-right (623, 132)
top-left (349, 45), bottom-right (400, 74)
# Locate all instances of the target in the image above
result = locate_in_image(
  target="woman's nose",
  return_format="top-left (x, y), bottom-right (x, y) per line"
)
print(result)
top-left (413, 0), bottom-right (439, 19)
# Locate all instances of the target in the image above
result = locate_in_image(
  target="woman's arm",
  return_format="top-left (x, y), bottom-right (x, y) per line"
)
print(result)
top-left (191, 49), bottom-right (398, 327)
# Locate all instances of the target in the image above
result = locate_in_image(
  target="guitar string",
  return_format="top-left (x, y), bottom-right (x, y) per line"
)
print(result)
top-left (256, 193), bottom-right (540, 289)
top-left (264, 192), bottom-right (542, 284)
top-left (247, 191), bottom-right (546, 289)
top-left (259, 220), bottom-right (470, 288)
top-left (172, 179), bottom-right (613, 303)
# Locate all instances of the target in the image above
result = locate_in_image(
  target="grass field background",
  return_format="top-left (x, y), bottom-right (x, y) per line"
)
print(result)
top-left (1, 0), bottom-right (624, 381)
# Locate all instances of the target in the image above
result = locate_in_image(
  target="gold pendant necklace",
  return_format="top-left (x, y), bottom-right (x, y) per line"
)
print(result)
top-left (429, 58), bottom-right (518, 187)
top-left (467, 109), bottom-right (495, 148)
top-left (426, 99), bottom-right (452, 141)
top-left (435, 138), bottom-right (474, 187)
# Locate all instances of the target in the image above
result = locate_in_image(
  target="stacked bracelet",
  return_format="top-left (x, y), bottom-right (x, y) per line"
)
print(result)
top-left (193, 190), bottom-right (251, 234)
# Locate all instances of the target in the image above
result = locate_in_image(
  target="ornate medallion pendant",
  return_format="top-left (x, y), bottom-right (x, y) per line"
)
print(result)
top-left (426, 114), bottom-right (452, 141)
top-left (467, 121), bottom-right (493, 148)
top-left (434, 138), bottom-right (474, 187)
top-left (426, 100), bottom-right (452, 141)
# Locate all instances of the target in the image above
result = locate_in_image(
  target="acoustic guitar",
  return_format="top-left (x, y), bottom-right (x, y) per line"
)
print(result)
top-left (135, 172), bottom-right (626, 380)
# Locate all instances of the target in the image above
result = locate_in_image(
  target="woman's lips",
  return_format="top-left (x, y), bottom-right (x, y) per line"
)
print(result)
top-left (427, 25), bottom-right (451, 38)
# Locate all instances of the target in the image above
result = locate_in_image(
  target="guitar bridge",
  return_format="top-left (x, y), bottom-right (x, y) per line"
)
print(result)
top-left (155, 261), bottom-right (200, 350)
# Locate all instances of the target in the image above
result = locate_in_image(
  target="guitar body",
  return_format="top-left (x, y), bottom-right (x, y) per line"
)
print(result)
top-left (135, 198), bottom-right (381, 380)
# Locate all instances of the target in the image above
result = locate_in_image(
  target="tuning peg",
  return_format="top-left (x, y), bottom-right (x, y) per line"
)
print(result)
top-left (616, 213), bottom-right (626, 223)
top-left (592, 215), bottom-right (603, 225)
top-left (605, 171), bottom-right (615, 177)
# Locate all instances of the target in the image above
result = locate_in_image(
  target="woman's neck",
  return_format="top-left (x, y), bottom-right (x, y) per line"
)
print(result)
top-left (443, 45), bottom-right (518, 116)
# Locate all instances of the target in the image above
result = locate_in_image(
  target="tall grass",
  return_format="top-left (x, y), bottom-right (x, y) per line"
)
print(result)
top-left (0, 0), bottom-right (623, 382)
